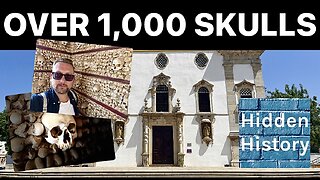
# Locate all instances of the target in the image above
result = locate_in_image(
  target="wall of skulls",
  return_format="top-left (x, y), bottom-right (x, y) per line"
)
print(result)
top-left (32, 39), bottom-right (133, 121)
top-left (6, 93), bottom-right (115, 172)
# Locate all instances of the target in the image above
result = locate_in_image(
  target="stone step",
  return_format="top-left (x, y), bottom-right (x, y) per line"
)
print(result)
top-left (1, 167), bottom-right (320, 178)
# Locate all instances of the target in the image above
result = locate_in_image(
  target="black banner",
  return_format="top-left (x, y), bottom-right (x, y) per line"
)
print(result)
top-left (0, 5), bottom-right (319, 50)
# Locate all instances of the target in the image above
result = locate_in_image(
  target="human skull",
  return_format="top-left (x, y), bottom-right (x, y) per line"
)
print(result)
top-left (41, 113), bottom-right (77, 151)
top-left (74, 78), bottom-right (82, 88)
top-left (112, 58), bottom-right (123, 71)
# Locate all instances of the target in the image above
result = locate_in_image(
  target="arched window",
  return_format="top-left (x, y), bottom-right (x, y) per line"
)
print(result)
top-left (234, 80), bottom-right (256, 104)
top-left (198, 87), bottom-right (211, 112)
top-left (240, 88), bottom-right (252, 98)
top-left (156, 85), bottom-right (169, 112)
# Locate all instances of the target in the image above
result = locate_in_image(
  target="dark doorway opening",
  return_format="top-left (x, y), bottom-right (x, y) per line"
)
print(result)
top-left (152, 126), bottom-right (174, 164)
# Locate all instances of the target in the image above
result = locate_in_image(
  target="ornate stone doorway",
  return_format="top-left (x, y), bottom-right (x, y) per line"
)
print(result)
top-left (140, 72), bottom-right (185, 167)
top-left (140, 112), bottom-right (185, 167)
top-left (152, 126), bottom-right (174, 165)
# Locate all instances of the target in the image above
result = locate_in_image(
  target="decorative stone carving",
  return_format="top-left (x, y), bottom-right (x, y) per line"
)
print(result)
top-left (154, 53), bottom-right (169, 70)
top-left (177, 153), bottom-right (185, 167)
top-left (201, 119), bottom-right (213, 145)
top-left (177, 117), bottom-right (185, 167)
top-left (140, 109), bottom-right (185, 167)
top-left (173, 98), bottom-right (181, 113)
top-left (148, 73), bottom-right (176, 113)
top-left (143, 99), bottom-right (151, 112)
top-left (142, 153), bottom-right (149, 167)
top-left (234, 79), bottom-right (255, 95)
top-left (141, 119), bottom-right (149, 167)
top-left (234, 79), bottom-right (256, 108)
top-left (218, 50), bottom-right (264, 59)
top-left (114, 119), bottom-right (125, 145)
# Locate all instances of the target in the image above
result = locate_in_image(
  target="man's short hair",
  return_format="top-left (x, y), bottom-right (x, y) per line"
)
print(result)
top-left (53, 58), bottom-right (74, 69)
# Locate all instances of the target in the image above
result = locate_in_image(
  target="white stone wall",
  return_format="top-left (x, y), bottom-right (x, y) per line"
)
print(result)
top-left (183, 116), bottom-right (231, 167)
top-left (96, 116), bottom-right (143, 167)
top-left (233, 64), bottom-right (254, 84)
top-left (128, 51), bottom-right (228, 115)
top-left (97, 51), bottom-right (232, 167)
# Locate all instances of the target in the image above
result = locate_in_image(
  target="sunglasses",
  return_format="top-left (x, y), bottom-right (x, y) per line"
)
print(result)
top-left (52, 72), bottom-right (75, 81)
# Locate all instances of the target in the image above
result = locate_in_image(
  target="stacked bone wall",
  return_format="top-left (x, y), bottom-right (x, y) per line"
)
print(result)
top-left (6, 93), bottom-right (115, 171)
top-left (32, 39), bottom-right (133, 121)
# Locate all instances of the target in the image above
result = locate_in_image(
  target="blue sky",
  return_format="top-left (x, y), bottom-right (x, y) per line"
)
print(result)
top-left (0, 50), bottom-right (319, 111)
top-left (261, 50), bottom-right (320, 100)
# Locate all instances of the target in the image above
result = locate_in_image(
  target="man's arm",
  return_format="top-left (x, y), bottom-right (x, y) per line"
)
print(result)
top-left (30, 93), bottom-right (44, 112)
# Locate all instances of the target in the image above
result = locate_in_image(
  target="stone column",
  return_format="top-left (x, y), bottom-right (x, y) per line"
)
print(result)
top-left (219, 50), bottom-right (265, 167)
top-left (176, 117), bottom-right (184, 167)
top-left (223, 62), bottom-right (238, 133)
top-left (151, 90), bottom-right (156, 112)
top-left (229, 134), bottom-right (239, 167)
top-left (251, 58), bottom-right (266, 98)
top-left (142, 118), bottom-right (149, 167)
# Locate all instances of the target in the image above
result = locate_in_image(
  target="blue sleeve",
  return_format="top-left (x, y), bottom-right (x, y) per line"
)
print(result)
top-left (30, 93), bottom-right (43, 112)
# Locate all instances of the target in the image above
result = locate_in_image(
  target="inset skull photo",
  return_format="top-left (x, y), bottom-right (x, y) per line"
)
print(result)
top-left (6, 93), bottom-right (115, 172)
top-left (41, 113), bottom-right (77, 151)
top-left (30, 38), bottom-right (133, 121)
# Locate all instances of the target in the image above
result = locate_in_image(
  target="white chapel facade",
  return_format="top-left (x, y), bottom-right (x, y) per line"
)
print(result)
top-left (96, 50), bottom-right (265, 167)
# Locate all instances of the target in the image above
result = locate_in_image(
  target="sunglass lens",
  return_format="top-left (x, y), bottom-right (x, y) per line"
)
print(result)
top-left (53, 72), bottom-right (63, 80)
top-left (52, 72), bottom-right (74, 81)
top-left (64, 74), bottom-right (75, 81)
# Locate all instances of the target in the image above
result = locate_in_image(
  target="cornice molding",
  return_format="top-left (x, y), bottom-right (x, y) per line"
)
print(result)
top-left (218, 50), bottom-right (264, 59)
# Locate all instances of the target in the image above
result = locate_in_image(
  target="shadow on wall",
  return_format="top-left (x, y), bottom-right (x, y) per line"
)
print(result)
top-left (126, 116), bottom-right (143, 165)
top-left (221, 136), bottom-right (232, 164)
top-left (203, 52), bottom-right (225, 82)
top-left (191, 116), bottom-right (209, 156)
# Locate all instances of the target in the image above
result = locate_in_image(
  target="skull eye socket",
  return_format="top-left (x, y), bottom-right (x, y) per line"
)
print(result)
top-left (68, 123), bottom-right (76, 133)
top-left (50, 126), bottom-right (62, 138)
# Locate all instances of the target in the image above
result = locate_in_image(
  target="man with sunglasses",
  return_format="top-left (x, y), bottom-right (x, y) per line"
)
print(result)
top-left (30, 58), bottom-right (79, 115)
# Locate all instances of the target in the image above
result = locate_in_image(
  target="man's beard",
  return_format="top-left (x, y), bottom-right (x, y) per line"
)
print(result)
top-left (54, 84), bottom-right (70, 94)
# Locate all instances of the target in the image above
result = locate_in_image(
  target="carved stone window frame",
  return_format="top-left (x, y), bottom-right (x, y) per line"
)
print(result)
top-left (148, 73), bottom-right (176, 113)
top-left (193, 80), bottom-right (215, 145)
top-left (234, 79), bottom-right (256, 105)
top-left (141, 73), bottom-right (184, 166)
top-left (154, 53), bottom-right (169, 70)
top-left (194, 52), bottom-right (209, 69)
top-left (193, 79), bottom-right (214, 113)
